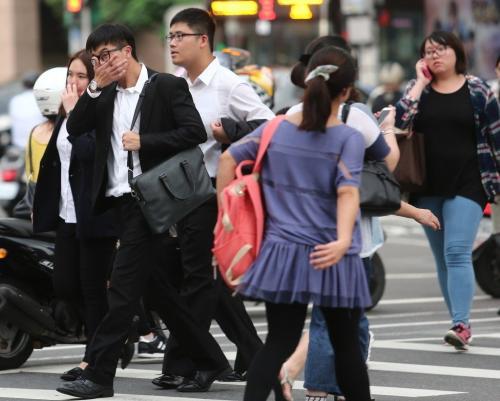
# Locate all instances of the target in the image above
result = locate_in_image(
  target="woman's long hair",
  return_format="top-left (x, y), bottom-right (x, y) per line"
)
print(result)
top-left (300, 46), bottom-right (356, 133)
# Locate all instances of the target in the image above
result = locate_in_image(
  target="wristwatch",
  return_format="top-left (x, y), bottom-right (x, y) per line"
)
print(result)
top-left (88, 79), bottom-right (101, 93)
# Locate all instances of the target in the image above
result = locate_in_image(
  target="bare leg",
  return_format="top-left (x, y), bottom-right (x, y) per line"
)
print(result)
top-left (280, 331), bottom-right (309, 401)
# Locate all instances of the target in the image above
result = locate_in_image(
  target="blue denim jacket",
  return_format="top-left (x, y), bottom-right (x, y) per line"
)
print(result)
top-left (395, 75), bottom-right (500, 201)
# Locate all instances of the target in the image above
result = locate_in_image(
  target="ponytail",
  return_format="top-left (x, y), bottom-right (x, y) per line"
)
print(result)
top-left (298, 47), bottom-right (356, 133)
top-left (299, 77), bottom-right (331, 132)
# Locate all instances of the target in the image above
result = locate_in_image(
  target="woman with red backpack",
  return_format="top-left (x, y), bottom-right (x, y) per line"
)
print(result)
top-left (217, 46), bottom-right (372, 401)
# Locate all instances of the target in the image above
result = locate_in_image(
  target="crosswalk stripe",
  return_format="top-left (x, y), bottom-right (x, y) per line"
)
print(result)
top-left (370, 316), bottom-right (500, 329)
top-left (0, 388), bottom-right (233, 401)
top-left (244, 295), bottom-right (491, 313)
top-left (374, 340), bottom-right (500, 356)
top-left (370, 361), bottom-right (500, 379)
top-left (0, 369), bottom-right (465, 398)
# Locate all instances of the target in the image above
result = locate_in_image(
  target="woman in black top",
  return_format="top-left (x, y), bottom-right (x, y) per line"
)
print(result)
top-left (33, 50), bottom-right (117, 379)
top-left (395, 31), bottom-right (500, 351)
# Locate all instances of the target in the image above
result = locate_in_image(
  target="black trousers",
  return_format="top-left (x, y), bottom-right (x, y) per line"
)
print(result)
top-left (54, 220), bottom-right (116, 361)
top-left (162, 196), bottom-right (264, 377)
top-left (82, 195), bottom-right (229, 385)
top-left (243, 303), bottom-right (371, 401)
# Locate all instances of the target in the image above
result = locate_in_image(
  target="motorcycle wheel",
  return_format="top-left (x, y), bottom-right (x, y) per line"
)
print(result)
top-left (367, 252), bottom-right (386, 311)
top-left (474, 251), bottom-right (500, 298)
top-left (0, 320), bottom-right (33, 370)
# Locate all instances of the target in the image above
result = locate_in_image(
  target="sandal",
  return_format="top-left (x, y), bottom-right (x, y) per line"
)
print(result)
top-left (279, 365), bottom-right (295, 401)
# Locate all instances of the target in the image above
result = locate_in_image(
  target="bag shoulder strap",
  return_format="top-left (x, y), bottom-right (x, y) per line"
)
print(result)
top-left (341, 101), bottom-right (353, 124)
top-left (27, 125), bottom-right (37, 178)
top-left (127, 72), bottom-right (159, 183)
top-left (253, 115), bottom-right (285, 173)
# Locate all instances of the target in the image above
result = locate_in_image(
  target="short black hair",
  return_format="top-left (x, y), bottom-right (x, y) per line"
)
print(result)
top-left (420, 30), bottom-right (466, 74)
top-left (170, 8), bottom-right (216, 52)
top-left (86, 23), bottom-right (138, 61)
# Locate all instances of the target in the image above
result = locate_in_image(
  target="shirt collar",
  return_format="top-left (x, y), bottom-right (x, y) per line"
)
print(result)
top-left (116, 63), bottom-right (148, 93)
top-left (185, 58), bottom-right (219, 87)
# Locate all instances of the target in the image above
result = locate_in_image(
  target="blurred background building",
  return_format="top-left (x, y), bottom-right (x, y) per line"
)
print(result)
top-left (0, 0), bottom-right (499, 106)
top-left (1, 0), bottom-right (499, 84)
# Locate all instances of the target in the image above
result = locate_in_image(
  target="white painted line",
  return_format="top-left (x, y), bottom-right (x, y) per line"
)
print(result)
top-left (370, 361), bottom-right (500, 379)
top-left (34, 344), bottom-right (85, 353)
top-left (374, 340), bottom-right (500, 356)
top-left (369, 386), bottom-right (465, 398)
top-left (386, 273), bottom-right (437, 279)
top-left (0, 388), bottom-right (234, 401)
top-left (370, 316), bottom-right (500, 329)
top-left (367, 307), bottom-right (499, 320)
top-left (222, 380), bottom-right (464, 397)
top-left (397, 333), bottom-right (500, 342)
top-left (0, 375), bottom-right (464, 399)
top-left (378, 295), bottom-right (490, 306)
top-left (386, 237), bottom-right (429, 247)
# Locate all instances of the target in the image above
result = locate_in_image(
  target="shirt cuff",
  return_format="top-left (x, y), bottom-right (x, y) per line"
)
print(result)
top-left (87, 87), bottom-right (102, 98)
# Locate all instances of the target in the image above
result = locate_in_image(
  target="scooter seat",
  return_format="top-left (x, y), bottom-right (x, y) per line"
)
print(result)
top-left (0, 218), bottom-right (55, 241)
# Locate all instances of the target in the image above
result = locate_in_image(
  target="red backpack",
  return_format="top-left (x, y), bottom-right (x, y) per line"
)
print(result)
top-left (213, 116), bottom-right (285, 289)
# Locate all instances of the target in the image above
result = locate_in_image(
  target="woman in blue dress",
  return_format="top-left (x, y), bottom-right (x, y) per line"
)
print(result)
top-left (217, 46), bottom-right (372, 401)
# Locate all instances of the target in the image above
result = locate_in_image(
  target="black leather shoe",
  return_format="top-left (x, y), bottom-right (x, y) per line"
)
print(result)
top-left (60, 366), bottom-right (83, 381)
top-left (56, 377), bottom-right (114, 399)
top-left (151, 373), bottom-right (184, 389)
top-left (176, 367), bottom-right (225, 392)
top-left (218, 369), bottom-right (247, 382)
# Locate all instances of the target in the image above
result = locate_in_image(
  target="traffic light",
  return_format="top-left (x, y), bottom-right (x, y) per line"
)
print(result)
top-left (66, 0), bottom-right (83, 13)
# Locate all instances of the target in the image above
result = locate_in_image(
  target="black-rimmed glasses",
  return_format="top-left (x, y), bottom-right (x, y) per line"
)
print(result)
top-left (91, 46), bottom-right (125, 66)
top-left (166, 32), bottom-right (203, 42)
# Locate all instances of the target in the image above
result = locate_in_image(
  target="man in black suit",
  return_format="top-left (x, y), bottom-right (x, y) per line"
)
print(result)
top-left (56, 24), bottom-right (229, 399)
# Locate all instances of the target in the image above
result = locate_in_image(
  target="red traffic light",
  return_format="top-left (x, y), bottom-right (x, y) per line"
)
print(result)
top-left (67, 0), bottom-right (83, 13)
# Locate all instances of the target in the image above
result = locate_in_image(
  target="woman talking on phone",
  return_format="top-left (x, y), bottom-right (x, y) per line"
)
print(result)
top-left (395, 31), bottom-right (500, 350)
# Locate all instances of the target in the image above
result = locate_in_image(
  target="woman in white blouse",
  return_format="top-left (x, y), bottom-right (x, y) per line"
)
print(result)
top-left (32, 50), bottom-right (117, 382)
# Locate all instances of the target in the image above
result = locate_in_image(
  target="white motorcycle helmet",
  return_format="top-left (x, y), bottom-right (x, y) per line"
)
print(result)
top-left (33, 67), bottom-right (67, 117)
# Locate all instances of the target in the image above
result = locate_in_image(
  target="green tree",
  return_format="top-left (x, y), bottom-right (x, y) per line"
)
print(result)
top-left (44, 0), bottom-right (197, 30)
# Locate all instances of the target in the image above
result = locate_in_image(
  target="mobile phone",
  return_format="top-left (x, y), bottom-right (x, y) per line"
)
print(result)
top-left (377, 107), bottom-right (391, 124)
top-left (422, 64), bottom-right (433, 80)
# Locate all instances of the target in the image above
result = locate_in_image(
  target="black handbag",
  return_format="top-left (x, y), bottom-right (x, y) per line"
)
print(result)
top-left (341, 102), bottom-right (401, 216)
top-left (360, 160), bottom-right (401, 216)
top-left (127, 73), bottom-right (215, 234)
top-left (13, 128), bottom-right (36, 220)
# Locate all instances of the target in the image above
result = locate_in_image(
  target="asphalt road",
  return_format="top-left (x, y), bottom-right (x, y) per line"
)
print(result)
top-left (0, 215), bottom-right (499, 401)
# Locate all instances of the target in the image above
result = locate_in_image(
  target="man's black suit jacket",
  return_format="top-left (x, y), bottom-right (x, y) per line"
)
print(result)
top-left (66, 68), bottom-right (206, 214)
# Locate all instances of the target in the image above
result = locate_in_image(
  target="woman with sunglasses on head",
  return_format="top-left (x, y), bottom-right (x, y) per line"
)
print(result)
top-left (218, 45), bottom-right (373, 401)
top-left (32, 50), bottom-right (117, 380)
top-left (395, 31), bottom-right (500, 350)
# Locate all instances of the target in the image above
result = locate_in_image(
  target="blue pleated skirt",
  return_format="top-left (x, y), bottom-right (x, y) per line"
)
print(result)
top-left (238, 239), bottom-right (372, 308)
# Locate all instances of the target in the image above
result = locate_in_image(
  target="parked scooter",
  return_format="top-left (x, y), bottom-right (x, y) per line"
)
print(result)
top-left (0, 217), bottom-right (94, 370)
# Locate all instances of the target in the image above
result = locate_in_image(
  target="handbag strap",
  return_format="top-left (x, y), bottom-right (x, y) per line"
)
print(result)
top-left (253, 115), bottom-right (285, 173)
top-left (127, 73), bottom-right (159, 183)
top-left (340, 101), bottom-right (353, 124)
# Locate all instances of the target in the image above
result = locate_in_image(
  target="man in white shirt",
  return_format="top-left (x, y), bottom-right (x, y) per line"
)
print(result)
top-left (153, 7), bottom-right (279, 392)
top-left (57, 23), bottom-right (229, 399)
top-left (8, 73), bottom-right (45, 149)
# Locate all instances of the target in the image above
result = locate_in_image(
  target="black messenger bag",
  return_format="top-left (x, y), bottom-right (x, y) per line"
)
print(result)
top-left (127, 74), bottom-right (215, 234)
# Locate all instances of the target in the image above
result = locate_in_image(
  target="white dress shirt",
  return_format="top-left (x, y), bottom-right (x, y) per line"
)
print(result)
top-left (183, 58), bottom-right (274, 177)
top-left (87, 64), bottom-right (148, 197)
top-left (56, 119), bottom-right (77, 223)
top-left (9, 90), bottom-right (46, 149)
